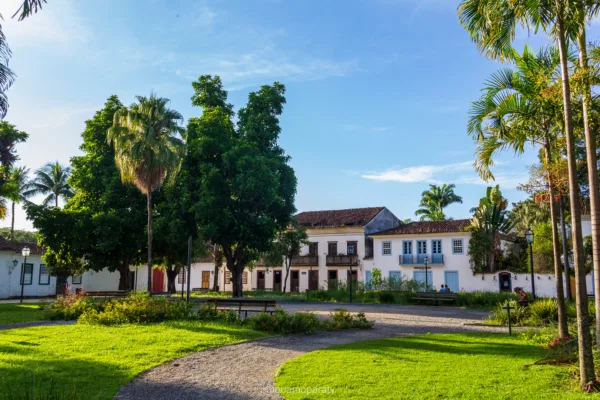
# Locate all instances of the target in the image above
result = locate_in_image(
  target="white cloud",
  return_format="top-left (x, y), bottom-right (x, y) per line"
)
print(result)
top-left (362, 161), bottom-right (528, 188)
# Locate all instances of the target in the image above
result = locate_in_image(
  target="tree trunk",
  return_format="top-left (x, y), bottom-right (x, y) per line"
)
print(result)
top-left (555, 5), bottom-right (596, 385)
top-left (10, 201), bottom-right (15, 241)
top-left (545, 142), bottom-right (568, 338)
top-left (560, 196), bottom-right (572, 301)
top-left (282, 259), bottom-right (291, 293)
top-left (55, 195), bottom-right (58, 209)
top-left (213, 263), bottom-right (219, 291)
top-left (577, 29), bottom-right (600, 348)
top-left (117, 262), bottom-right (130, 291)
top-left (489, 233), bottom-right (496, 273)
top-left (147, 190), bottom-right (153, 294)
top-left (228, 262), bottom-right (244, 298)
top-left (166, 267), bottom-right (179, 294)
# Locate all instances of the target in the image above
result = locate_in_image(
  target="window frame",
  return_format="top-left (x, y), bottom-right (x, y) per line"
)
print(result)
top-left (432, 240), bottom-right (442, 254)
top-left (21, 263), bottom-right (34, 285)
top-left (402, 240), bottom-right (413, 255)
top-left (416, 240), bottom-right (427, 255)
top-left (328, 242), bottom-right (338, 255)
top-left (38, 264), bottom-right (50, 285)
top-left (382, 241), bottom-right (392, 256)
top-left (177, 268), bottom-right (187, 284)
top-left (452, 238), bottom-right (464, 254)
top-left (72, 274), bottom-right (82, 285)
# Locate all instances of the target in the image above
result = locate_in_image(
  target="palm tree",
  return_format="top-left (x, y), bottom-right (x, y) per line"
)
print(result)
top-left (7, 166), bottom-right (33, 240)
top-left (108, 93), bottom-right (185, 294)
top-left (458, 1), bottom-right (595, 384)
top-left (415, 184), bottom-right (462, 221)
top-left (467, 45), bottom-right (569, 338)
top-left (27, 162), bottom-right (74, 208)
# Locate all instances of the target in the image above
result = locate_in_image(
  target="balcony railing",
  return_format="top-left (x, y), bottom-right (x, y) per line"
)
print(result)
top-left (290, 255), bottom-right (319, 266)
top-left (326, 254), bottom-right (359, 266)
top-left (399, 254), bottom-right (444, 265)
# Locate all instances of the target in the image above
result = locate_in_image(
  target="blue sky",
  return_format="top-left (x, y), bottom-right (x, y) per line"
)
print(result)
top-left (1, 0), bottom-right (582, 230)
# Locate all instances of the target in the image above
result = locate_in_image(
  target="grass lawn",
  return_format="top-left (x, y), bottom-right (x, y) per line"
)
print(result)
top-left (275, 333), bottom-right (598, 399)
top-left (0, 303), bottom-right (47, 324)
top-left (0, 321), bottom-right (266, 399)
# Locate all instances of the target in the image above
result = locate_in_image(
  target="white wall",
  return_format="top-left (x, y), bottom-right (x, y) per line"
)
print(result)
top-left (0, 252), bottom-right (56, 299)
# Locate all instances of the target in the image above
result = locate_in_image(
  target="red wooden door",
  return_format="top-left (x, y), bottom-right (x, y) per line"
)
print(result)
top-left (152, 268), bottom-right (164, 293)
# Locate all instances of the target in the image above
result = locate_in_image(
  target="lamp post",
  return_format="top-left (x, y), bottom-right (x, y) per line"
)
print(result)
top-left (424, 255), bottom-right (429, 292)
top-left (348, 244), bottom-right (355, 304)
top-left (525, 228), bottom-right (536, 300)
top-left (19, 246), bottom-right (30, 304)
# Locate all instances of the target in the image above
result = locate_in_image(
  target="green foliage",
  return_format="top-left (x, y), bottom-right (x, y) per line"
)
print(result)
top-left (455, 291), bottom-right (517, 309)
top-left (0, 377), bottom-right (83, 400)
top-left (531, 222), bottom-right (558, 273)
top-left (0, 228), bottom-right (37, 243)
top-left (27, 162), bottom-right (73, 208)
top-left (377, 291), bottom-right (395, 304)
top-left (327, 310), bottom-right (374, 329)
top-left (0, 303), bottom-right (46, 324)
top-left (46, 293), bottom-right (98, 321)
top-left (370, 268), bottom-right (382, 289)
top-left (244, 309), bottom-right (322, 334)
top-left (0, 121), bottom-right (27, 218)
top-left (468, 229), bottom-right (494, 274)
top-left (262, 224), bottom-right (309, 292)
top-left (189, 76), bottom-right (297, 297)
top-left (415, 183), bottom-right (463, 221)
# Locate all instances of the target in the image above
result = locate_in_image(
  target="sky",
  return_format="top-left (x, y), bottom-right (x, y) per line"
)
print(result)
top-left (1, 0), bottom-right (592, 231)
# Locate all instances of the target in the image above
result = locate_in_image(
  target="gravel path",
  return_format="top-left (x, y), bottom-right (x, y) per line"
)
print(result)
top-left (0, 320), bottom-right (75, 331)
top-left (116, 304), bottom-right (500, 400)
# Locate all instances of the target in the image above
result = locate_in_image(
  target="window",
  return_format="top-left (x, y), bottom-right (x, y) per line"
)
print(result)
top-left (309, 242), bottom-right (318, 256)
top-left (21, 263), bottom-right (33, 285)
top-left (243, 271), bottom-right (248, 284)
top-left (178, 268), bottom-right (186, 284)
top-left (328, 242), bottom-right (338, 255)
top-left (452, 239), bottom-right (464, 254)
top-left (382, 241), bottom-right (392, 256)
top-left (347, 241), bottom-right (357, 255)
top-left (39, 264), bottom-right (50, 285)
top-left (432, 240), bottom-right (442, 254)
top-left (72, 275), bottom-right (82, 285)
top-left (402, 241), bottom-right (412, 255)
top-left (417, 240), bottom-right (427, 254)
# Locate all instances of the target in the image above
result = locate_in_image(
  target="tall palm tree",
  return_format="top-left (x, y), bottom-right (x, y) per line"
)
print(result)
top-left (470, 186), bottom-right (514, 273)
top-left (467, 45), bottom-right (569, 337)
top-left (458, 1), bottom-right (595, 384)
top-left (8, 166), bottom-right (33, 240)
top-left (108, 93), bottom-right (185, 294)
top-left (27, 162), bottom-right (74, 208)
top-left (415, 184), bottom-right (462, 221)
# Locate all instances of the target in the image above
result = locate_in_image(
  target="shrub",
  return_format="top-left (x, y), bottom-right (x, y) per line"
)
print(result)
top-left (487, 301), bottom-right (529, 326)
top-left (378, 291), bottom-right (395, 304)
top-left (455, 291), bottom-right (517, 309)
top-left (78, 292), bottom-right (193, 325)
top-left (362, 291), bottom-right (379, 304)
top-left (244, 309), bottom-right (321, 334)
top-left (47, 293), bottom-right (98, 321)
top-left (197, 304), bottom-right (241, 324)
top-left (528, 299), bottom-right (558, 325)
top-left (327, 309), bottom-right (374, 329)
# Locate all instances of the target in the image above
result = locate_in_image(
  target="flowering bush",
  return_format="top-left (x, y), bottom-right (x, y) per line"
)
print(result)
top-left (47, 293), bottom-right (98, 321)
top-left (548, 336), bottom-right (571, 350)
top-left (326, 309), bottom-right (374, 329)
top-left (78, 292), bottom-right (193, 325)
top-left (244, 309), bottom-right (321, 334)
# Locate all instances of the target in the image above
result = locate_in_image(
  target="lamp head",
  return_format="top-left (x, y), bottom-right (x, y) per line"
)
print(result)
top-left (525, 228), bottom-right (534, 245)
top-left (12, 259), bottom-right (18, 267)
top-left (22, 246), bottom-right (31, 257)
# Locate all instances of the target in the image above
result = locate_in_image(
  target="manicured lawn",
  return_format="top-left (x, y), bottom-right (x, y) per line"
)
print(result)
top-left (0, 303), bottom-right (47, 324)
top-left (275, 333), bottom-right (598, 399)
top-left (0, 321), bottom-right (266, 399)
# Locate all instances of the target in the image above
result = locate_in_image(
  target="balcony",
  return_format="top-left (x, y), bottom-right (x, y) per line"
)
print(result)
top-left (290, 255), bottom-right (319, 266)
top-left (399, 254), bottom-right (444, 265)
top-left (326, 254), bottom-right (359, 266)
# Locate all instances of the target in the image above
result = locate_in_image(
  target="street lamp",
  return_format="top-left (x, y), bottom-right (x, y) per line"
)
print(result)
top-left (424, 255), bottom-right (429, 292)
top-left (348, 244), bottom-right (355, 304)
top-left (19, 246), bottom-right (30, 304)
top-left (525, 228), bottom-right (536, 300)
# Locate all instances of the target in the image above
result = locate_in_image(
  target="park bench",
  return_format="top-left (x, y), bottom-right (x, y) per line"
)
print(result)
top-left (191, 288), bottom-right (210, 293)
top-left (205, 298), bottom-right (277, 318)
top-left (412, 292), bottom-right (457, 306)
top-left (85, 290), bottom-right (128, 298)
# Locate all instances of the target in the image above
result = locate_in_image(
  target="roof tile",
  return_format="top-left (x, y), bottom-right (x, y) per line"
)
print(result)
top-left (372, 219), bottom-right (471, 236)
top-left (296, 207), bottom-right (385, 229)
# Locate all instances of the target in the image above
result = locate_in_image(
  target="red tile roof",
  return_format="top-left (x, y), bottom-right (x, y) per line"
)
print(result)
top-left (296, 207), bottom-right (385, 229)
top-left (0, 236), bottom-right (44, 255)
top-left (372, 219), bottom-right (471, 236)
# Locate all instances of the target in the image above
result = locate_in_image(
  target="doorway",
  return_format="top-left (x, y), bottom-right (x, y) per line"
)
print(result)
top-left (202, 271), bottom-right (210, 289)
top-left (309, 270), bottom-right (319, 290)
top-left (129, 271), bottom-right (135, 291)
top-left (499, 272), bottom-right (512, 292)
top-left (328, 270), bottom-right (338, 290)
top-left (152, 268), bottom-right (165, 293)
top-left (347, 269), bottom-right (358, 282)
top-left (257, 271), bottom-right (266, 290)
top-left (273, 270), bottom-right (282, 291)
top-left (291, 270), bottom-right (300, 292)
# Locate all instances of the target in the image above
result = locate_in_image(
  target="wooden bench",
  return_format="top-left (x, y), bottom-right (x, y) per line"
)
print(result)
top-left (192, 288), bottom-right (210, 293)
top-left (412, 292), bottom-right (457, 306)
top-left (86, 290), bottom-right (128, 298)
top-left (205, 298), bottom-right (277, 318)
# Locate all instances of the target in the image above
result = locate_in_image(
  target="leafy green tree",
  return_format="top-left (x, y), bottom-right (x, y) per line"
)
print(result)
top-left (7, 166), bottom-right (33, 240)
top-left (0, 227), bottom-right (36, 243)
top-left (370, 268), bottom-right (383, 290)
top-left (108, 93), bottom-right (185, 293)
top-left (27, 162), bottom-right (74, 207)
top-left (459, 0), bottom-right (595, 382)
top-left (531, 222), bottom-right (561, 273)
top-left (189, 75), bottom-right (297, 297)
top-left (0, 121), bottom-right (27, 217)
top-left (510, 199), bottom-right (550, 235)
top-left (263, 224), bottom-right (309, 293)
top-left (415, 184), bottom-right (462, 221)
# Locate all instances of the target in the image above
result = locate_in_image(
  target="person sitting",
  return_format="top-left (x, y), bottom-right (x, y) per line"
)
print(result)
top-left (514, 287), bottom-right (529, 306)
top-left (445, 285), bottom-right (452, 293)
top-left (439, 285), bottom-right (447, 293)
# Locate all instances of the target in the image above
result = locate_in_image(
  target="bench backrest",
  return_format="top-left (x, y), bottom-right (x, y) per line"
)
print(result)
top-left (208, 298), bottom-right (276, 307)
top-left (414, 292), bottom-right (457, 298)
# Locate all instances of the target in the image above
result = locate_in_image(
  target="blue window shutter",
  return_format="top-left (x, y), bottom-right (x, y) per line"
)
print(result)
top-left (444, 271), bottom-right (459, 292)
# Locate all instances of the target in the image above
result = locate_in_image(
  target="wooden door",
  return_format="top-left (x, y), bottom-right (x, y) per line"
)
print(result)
top-left (257, 271), bottom-right (265, 290)
top-left (273, 270), bottom-right (282, 291)
top-left (201, 271), bottom-right (210, 289)
top-left (309, 270), bottom-right (319, 290)
top-left (152, 268), bottom-right (164, 293)
top-left (291, 271), bottom-right (300, 292)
